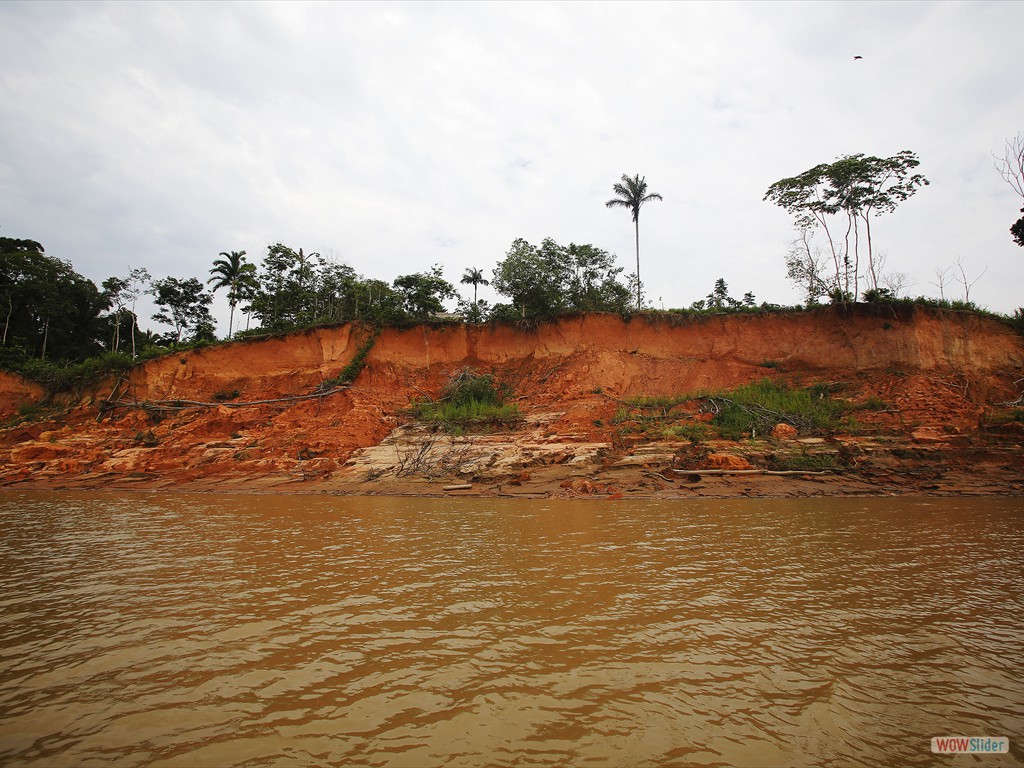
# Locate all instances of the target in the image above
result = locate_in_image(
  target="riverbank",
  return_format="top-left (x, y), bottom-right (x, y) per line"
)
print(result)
top-left (2, 307), bottom-right (1023, 498)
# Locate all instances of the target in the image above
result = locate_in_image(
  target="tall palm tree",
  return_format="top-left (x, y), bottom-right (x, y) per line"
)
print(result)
top-left (605, 173), bottom-right (663, 309)
top-left (208, 250), bottom-right (249, 338)
top-left (460, 267), bottom-right (489, 305)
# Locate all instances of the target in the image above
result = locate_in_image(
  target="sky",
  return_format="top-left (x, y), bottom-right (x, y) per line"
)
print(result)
top-left (1, 0), bottom-right (1022, 337)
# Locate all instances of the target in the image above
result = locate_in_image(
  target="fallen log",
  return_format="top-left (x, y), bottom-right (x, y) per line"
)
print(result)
top-left (101, 386), bottom-right (351, 412)
top-left (680, 469), bottom-right (833, 477)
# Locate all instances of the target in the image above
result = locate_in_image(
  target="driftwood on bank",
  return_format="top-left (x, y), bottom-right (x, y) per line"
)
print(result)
top-left (678, 469), bottom-right (832, 477)
top-left (101, 386), bottom-right (352, 413)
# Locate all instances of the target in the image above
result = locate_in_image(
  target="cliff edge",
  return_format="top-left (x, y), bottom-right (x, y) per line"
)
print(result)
top-left (2, 306), bottom-right (1022, 498)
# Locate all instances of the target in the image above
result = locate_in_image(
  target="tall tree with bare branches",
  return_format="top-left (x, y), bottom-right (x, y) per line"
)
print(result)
top-left (994, 133), bottom-right (1024, 247)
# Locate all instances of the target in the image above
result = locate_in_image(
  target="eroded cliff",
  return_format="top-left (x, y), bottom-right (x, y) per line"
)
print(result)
top-left (2, 306), bottom-right (1023, 497)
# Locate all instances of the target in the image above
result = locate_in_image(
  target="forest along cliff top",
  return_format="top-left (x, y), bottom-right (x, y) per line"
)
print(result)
top-left (1, 306), bottom-right (1023, 497)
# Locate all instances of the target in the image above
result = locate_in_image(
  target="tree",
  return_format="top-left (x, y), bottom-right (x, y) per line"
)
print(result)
top-left (1, 238), bottom-right (107, 360)
top-left (994, 133), bottom-right (1024, 195)
top-left (605, 173), bottom-right (663, 310)
top-left (952, 255), bottom-right (987, 304)
top-left (764, 151), bottom-right (928, 300)
top-left (0, 237), bottom-right (43, 346)
top-left (392, 265), bottom-right (456, 321)
top-left (492, 239), bottom-right (563, 319)
top-left (784, 226), bottom-right (829, 305)
top-left (995, 134), bottom-right (1024, 196)
top-left (122, 267), bottom-right (151, 358)
top-left (491, 238), bottom-right (632, 319)
top-left (247, 243), bottom-right (333, 331)
top-left (563, 243), bottom-right (632, 313)
top-left (460, 267), bottom-right (489, 305)
top-left (149, 277), bottom-right (214, 343)
top-left (207, 250), bottom-right (254, 338)
top-left (1012, 208), bottom-right (1024, 248)
top-left (994, 133), bottom-right (1024, 247)
top-left (705, 278), bottom-right (744, 310)
top-left (100, 276), bottom-right (129, 353)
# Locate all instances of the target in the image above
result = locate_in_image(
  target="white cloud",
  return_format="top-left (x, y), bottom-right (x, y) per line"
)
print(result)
top-left (1, 0), bottom-right (1021, 336)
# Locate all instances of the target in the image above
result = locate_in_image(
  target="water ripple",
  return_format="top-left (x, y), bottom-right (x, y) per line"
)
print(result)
top-left (0, 492), bottom-right (1022, 767)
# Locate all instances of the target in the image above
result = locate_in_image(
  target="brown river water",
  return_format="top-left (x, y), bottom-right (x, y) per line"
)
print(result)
top-left (0, 492), bottom-right (1021, 767)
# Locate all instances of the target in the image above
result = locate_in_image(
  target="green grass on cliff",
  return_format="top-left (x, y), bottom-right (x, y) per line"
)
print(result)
top-left (617, 379), bottom-right (852, 441)
top-left (409, 368), bottom-right (522, 434)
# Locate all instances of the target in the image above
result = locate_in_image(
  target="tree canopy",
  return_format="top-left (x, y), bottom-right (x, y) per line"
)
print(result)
top-left (1, 238), bottom-right (107, 361)
top-left (149, 277), bottom-right (214, 344)
top-left (764, 151), bottom-right (928, 301)
top-left (492, 238), bottom-right (631, 319)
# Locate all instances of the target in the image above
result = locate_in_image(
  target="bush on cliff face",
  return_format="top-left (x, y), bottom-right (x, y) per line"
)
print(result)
top-left (410, 368), bottom-right (521, 433)
top-left (618, 379), bottom-right (851, 442)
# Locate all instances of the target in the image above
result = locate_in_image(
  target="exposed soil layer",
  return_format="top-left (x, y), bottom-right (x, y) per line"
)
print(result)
top-left (2, 306), bottom-right (1023, 499)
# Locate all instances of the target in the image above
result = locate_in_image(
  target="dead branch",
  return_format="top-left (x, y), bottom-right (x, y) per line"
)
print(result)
top-left (687, 469), bottom-right (832, 476)
top-left (102, 386), bottom-right (351, 413)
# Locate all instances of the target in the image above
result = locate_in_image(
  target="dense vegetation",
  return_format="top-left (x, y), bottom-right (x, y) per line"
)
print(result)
top-left (615, 379), bottom-right (854, 442)
top-left (3, 145), bottom-right (1022, 393)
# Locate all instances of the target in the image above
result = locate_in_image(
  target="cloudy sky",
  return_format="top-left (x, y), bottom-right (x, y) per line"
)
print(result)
top-left (1, 0), bottom-right (1021, 335)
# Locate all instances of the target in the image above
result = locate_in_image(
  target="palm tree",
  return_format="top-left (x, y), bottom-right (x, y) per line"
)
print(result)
top-left (208, 250), bottom-right (249, 338)
top-left (605, 173), bottom-right (663, 310)
top-left (460, 267), bottom-right (489, 305)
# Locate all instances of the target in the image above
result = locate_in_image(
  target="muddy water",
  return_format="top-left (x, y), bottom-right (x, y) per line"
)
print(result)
top-left (0, 493), bottom-right (1021, 767)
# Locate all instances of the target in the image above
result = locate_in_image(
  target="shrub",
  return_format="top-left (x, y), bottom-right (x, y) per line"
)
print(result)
top-left (15, 352), bottom-right (135, 394)
top-left (410, 368), bottom-right (521, 432)
top-left (699, 379), bottom-right (849, 439)
top-left (766, 451), bottom-right (838, 471)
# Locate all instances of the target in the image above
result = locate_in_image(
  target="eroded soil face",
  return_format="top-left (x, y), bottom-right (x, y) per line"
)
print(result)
top-left (2, 308), bottom-right (1023, 498)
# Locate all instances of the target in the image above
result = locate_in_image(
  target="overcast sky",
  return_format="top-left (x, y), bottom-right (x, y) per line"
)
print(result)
top-left (1, 0), bottom-right (1021, 336)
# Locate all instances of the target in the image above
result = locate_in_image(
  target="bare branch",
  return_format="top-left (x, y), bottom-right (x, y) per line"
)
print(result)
top-left (930, 265), bottom-right (954, 302)
top-left (994, 133), bottom-right (1024, 199)
top-left (952, 255), bottom-right (987, 303)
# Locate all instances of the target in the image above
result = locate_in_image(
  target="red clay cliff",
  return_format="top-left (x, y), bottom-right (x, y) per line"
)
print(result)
top-left (2, 306), bottom-right (1022, 498)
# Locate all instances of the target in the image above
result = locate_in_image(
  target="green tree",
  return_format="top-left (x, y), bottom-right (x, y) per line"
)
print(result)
top-left (393, 265), bottom-right (456, 321)
top-left (248, 244), bottom-right (328, 331)
top-left (0, 237), bottom-right (43, 346)
top-left (605, 173), bottom-right (663, 310)
top-left (1, 238), bottom-right (107, 360)
top-left (764, 151), bottom-right (928, 300)
top-left (100, 276), bottom-right (130, 353)
top-left (460, 267), bottom-right (489, 305)
top-left (706, 278), bottom-right (739, 310)
top-left (149, 277), bottom-right (214, 343)
top-left (491, 238), bottom-right (632, 319)
top-left (359, 278), bottom-right (405, 324)
top-left (207, 250), bottom-right (254, 338)
top-left (492, 238), bottom-right (570, 319)
top-left (563, 243), bottom-right (631, 313)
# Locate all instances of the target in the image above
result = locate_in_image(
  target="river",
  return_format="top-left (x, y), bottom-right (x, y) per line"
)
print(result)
top-left (0, 492), bottom-right (1021, 767)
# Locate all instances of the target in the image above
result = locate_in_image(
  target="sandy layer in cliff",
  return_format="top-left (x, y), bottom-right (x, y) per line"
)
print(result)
top-left (2, 306), bottom-right (1023, 498)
